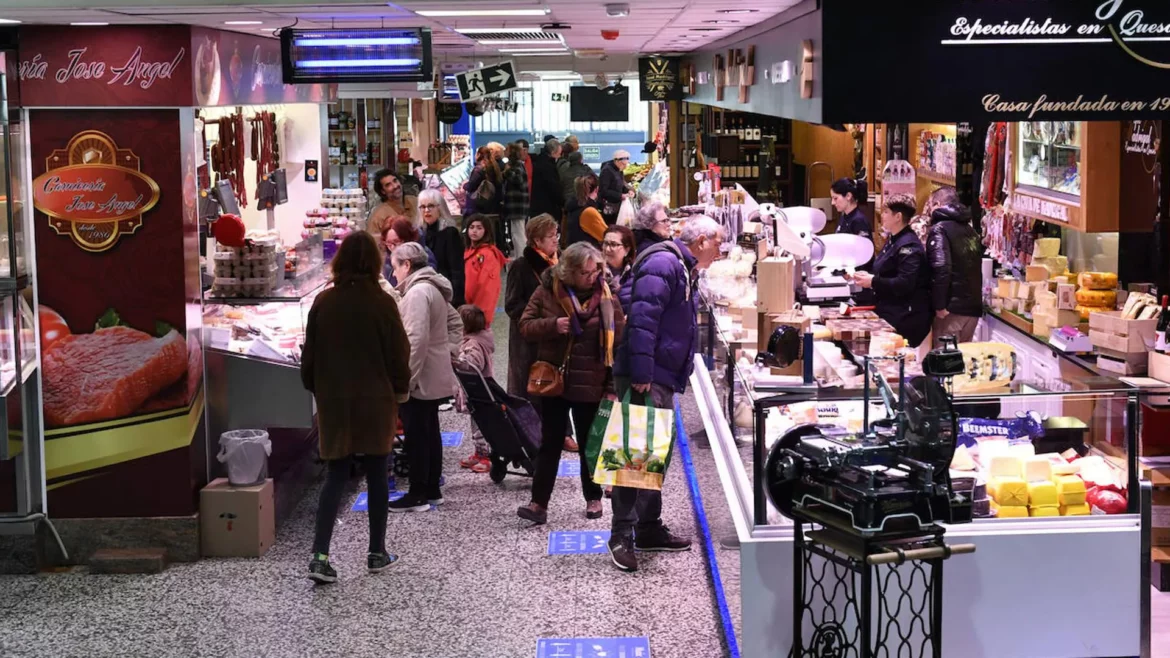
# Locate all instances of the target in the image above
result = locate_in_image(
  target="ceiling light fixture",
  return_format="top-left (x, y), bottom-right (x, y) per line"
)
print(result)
top-left (416, 9), bottom-right (551, 18)
top-left (71, 22), bottom-right (109, 26)
top-left (497, 47), bottom-right (567, 53)
top-left (497, 52), bottom-right (564, 56)
top-left (225, 21), bottom-right (264, 25)
top-left (454, 27), bottom-right (548, 34)
top-left (702, 19), bottom-right (739, 24)
top-left (0, 19), bottom-right (21, 24)
top-left (716, 8), bottom-right (758, 14)
top-left (690, 27), bottom-right (721, 31)
top-left (477, 39), bottom-right (562, 45)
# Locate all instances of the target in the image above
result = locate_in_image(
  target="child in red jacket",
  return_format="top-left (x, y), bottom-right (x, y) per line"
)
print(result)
top-left (463, 214), bottom-right (508, 325)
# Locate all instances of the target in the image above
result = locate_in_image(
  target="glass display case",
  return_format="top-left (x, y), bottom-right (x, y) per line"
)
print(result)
top-left (1007, 121), bottom-right (1119, 233)
top-left (1016, 121), bottom-right (1081, 197)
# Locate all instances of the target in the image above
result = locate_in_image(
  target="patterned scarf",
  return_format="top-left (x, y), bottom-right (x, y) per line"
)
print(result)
top-left (553, 275), bottom-right (615, 367)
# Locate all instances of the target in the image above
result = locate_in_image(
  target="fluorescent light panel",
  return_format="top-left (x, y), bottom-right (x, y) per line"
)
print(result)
top-left (478, 39), bottom-right (561, 46)
top-left (455, 27), bottom-right (547, 34)
top-left (225, 20), bottom-right (263, 25)
top-left (497, 52), bottom-right (563, 56)
top-left (416, 9), bottom-right (550, 17)
top-left (297, 58), bottom-right (421, 68)
top-left (294, 37), bottom-right (419, 46)
top-left (71, 22), bottom-right (109, 26)
top-left (498, 48), bottom-right (566, 53)
top-left (0, 19), bottom-right (20, 24)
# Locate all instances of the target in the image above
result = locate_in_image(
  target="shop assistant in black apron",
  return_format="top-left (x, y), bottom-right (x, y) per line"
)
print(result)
top-left (847, 193), bottom-right (933, 348)
top-left (831, 177), bottom-right (871, 239)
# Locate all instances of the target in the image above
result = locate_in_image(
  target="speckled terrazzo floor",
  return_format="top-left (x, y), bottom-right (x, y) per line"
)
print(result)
top-left (0, 292), bottom-right (741, 658)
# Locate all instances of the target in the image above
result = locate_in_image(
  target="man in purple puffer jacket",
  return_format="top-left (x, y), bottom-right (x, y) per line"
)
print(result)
top-left (607, 208), bottom-right (725, 573)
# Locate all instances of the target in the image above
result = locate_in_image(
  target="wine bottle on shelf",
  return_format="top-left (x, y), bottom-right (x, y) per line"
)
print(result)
top-left (1157, 295), bottom-right (1170, 352)
top-left (340, 140), bottom-right (348, 165)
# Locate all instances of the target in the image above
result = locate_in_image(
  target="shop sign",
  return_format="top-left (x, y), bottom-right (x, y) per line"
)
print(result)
top-left (638, 55), bottom-right (682, 101)
top-left (822, 1), bottom-right (1170, 123)
top-left (1119, 120), bottom-right (1161, 231)
top-left (1011, 193), bottom-right (1070, 223)
top-left (18, 25), bottom-right (194, 107)
top-left (33, 130), bottom-right (161, 252)
top-left (435, 100), bottom-right (463, 125)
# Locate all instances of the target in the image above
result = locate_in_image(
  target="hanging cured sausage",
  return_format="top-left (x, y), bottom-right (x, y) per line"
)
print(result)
top-left (249, 110), bottom-right (280, 197)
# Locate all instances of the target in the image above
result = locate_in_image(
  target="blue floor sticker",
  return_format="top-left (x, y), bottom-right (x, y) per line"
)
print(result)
top-left (536, 637), bottom-right (650, 658)
top-left (557, 459), bottom-right (580, 477)
top-left (547, 530), bottom-right (610, 555)
top-left (441, 431), bottom-right (464, 447)
top-left (351, 491), bottom-right (405, 512)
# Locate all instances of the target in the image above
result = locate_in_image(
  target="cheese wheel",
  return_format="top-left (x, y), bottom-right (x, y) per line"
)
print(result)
top-left (1077, 271), bottom-right (1118, 290)
top-left (1075, 304), bottom-right (1111, 321)
top-left (1075, 289), bottom-right (1116, 307)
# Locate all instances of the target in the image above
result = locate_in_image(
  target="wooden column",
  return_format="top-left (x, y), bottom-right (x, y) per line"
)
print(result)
top-left (668, 100), bottom-right (686, 208)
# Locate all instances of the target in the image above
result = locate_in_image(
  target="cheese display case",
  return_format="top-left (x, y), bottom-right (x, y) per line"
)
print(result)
top-left (693, 278), bottom-right (1151, 658)
top-left (1007, 121), bottom-right (1120, 233)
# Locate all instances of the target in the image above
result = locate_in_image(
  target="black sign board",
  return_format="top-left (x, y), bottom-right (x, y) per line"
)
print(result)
top-left (638, 56), bottom-right (682, 102)
top-left (304, 159), bottom-right (319, 183)
top-left (823, 1), bottom-right (1170, 123)
top-left (454, 61), bottom-right (517, 102)
top-left (436, 101), bottom-right (464, 125)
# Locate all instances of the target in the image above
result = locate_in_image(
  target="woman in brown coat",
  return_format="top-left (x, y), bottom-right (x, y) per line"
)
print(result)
top-left (516, 242), bottom-right (625, 525)
top-left (504, 214), bottom-right (559, 398)
top-left (301, 232), bottom-right (411, 584)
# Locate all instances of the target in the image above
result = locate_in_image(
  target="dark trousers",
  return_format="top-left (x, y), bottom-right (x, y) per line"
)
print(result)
top-left (402, 397), bottom-right (443, 499)
top-left (313, 454), bottom-right (389, 555)
top-left (611, 380), bottom-right (675, 540)
top-left (531, 396), bottom-right (602, 506)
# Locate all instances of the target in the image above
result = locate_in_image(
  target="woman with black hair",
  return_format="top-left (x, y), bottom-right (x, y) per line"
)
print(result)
top-left (848, 193), bottom-right (933, 349)
top-left (830, 177), bottom-right (871, 238)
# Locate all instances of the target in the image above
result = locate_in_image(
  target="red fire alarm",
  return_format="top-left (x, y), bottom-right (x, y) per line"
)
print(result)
top-left (601, 30), bottom-right (619, 41)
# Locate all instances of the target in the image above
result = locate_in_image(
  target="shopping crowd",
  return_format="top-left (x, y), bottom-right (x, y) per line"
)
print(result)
top-left (299, 136), bottom-right (726, 584)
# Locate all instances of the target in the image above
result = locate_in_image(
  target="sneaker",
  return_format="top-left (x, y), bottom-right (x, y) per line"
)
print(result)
top-left (439, 402), bottom-right (454, 412)
top-left (388, 496), bottom-right (430, 513)
top-left (563, 436), bottom-right (579, 452)
top-left (459, 454), bottom-right (480, 469)
top-left (368, 552), bottom-right (399, 573)
top-left (517, 503), bottom-right (548, 525)
top-left (308, 555), bottom-right (338, 583)
top-left (608, 535), bottom-right (638, 572)
top-left (634, 526), bottom-right (693, 552)
top-left (585, 500), bottom-right (603, 520)
top-left (470, 456), bottom-right (491, 473)
top-left (428, 494), bottom-right (444, 506)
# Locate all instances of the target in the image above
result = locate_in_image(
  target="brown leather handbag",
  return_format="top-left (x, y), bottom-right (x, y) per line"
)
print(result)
top-left (527, 337), bottom-right (573, 397)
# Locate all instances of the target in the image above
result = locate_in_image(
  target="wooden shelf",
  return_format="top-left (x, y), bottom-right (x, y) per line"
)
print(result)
top-left (916, 168), bottom-right (956, 186)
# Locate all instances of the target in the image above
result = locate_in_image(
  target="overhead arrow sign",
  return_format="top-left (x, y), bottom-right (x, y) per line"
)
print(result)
top-left (455, 60), bottom-right (518, 102)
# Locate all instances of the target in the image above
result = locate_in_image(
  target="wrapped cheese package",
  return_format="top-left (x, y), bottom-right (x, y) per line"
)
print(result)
top-left (1075, 288), bottom-right (1117, 307)
top-left (1033, 237), bottom-right (1061, 258)
top-left (1027, 481), bottom-right (1058, 506)
top-left (1060, 503), bottom-right (1091, 516)
top-left (989, 455), bottom-right (1023, 478)
top-left (1077, 271), bottom-right (1119, 290)
top-left (991, 500), bottom-right (1030, 518)
top-left (1056, 283), bottom-right (1077, 310)
top-left (989, 476), bottom-right (1028, 506)
top-left (1023, 457), bottom-right (1053, 483)
top-left (1029, 506), bottom-right (1060, 517)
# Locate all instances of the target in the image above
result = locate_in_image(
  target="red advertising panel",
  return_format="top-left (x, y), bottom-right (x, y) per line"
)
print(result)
top-left (18, 26), bottom-right (194, 107)
top-left (31, 109), bottom-right (203, 517)
top-left (190, 27), bottom-right (335, 107)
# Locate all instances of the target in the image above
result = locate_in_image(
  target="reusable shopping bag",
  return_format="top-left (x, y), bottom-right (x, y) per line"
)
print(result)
top-left (616, 198), bottom-right (636, 227)
top-left (586, 390), bottom-right (676, 491)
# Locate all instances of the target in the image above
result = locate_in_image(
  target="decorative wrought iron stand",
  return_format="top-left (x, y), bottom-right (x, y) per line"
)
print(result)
top-left (789, 509), bottom-right (975, 658)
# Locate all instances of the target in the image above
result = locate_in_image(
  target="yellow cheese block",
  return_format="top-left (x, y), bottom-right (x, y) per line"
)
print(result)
top-left (1025, 265), bottom-right (1050, 283)
top-left (1075, 289), bottom-right (1116, 307)
top-left (1029, 506), bottom-right (1060, 517)
top-left (1051, 463), bottom-right (1080, 478)
top-left (1058, 491), bottom-right (1087, 507)
top-left (1034, 290), bottom-right (1057, 309)
top-left (1060, 503), bottom-right (1091, 516)
top-left (1027, 481), bottom-right (1058, 507)
top-left (989, 476), bottom-right (1028, 506)
top-left (1077, 271), bottom-right (1119, 290)
top-left (1033, 237), bottom-right (1061, 258)
top-left (992, 500), bottom-right (1030, 517)
top-left (1055, 475), bottom-right (1086, 495)
top-left (1033, 255), bottom-right (1069, 278)
top-left (1075, 304), bottom-right (1111, 321)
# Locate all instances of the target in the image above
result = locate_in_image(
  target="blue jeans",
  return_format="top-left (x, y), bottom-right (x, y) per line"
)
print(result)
top-left (610, 379), bottom-right (675, 540)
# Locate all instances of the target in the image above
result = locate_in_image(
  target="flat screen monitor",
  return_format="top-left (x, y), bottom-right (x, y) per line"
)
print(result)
top-left (570, 85), bottom-right (629, 122)
top-left (270, 169), bottom-right (288, 205)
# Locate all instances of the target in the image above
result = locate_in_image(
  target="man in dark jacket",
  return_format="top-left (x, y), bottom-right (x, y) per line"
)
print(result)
top-left (598, 150), bottom-right (631, 225)
top-left (607, 213), bottom-right (725, 573)
top-left (559, 151), bottom-right (594, 203)
top-left (529, 138), bottom-right (565, 221)
top-left (927, 203), bottom-right (983, 345)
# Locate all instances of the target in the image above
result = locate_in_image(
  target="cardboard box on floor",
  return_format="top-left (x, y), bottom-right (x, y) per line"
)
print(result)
top-left (200, 478), bottom-right (275, 558)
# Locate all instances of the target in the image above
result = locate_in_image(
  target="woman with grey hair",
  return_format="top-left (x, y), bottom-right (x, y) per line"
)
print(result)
top-left (599, 149), bottom-right (632, 225)
top-left (631, 200), bottom-right (673, 252)
top-left (388, 241), bottom-right (462, 512)
top-left (517, 242), bottom-right (626, 525)
top-left (417, 188), bottom-right (465, 306)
